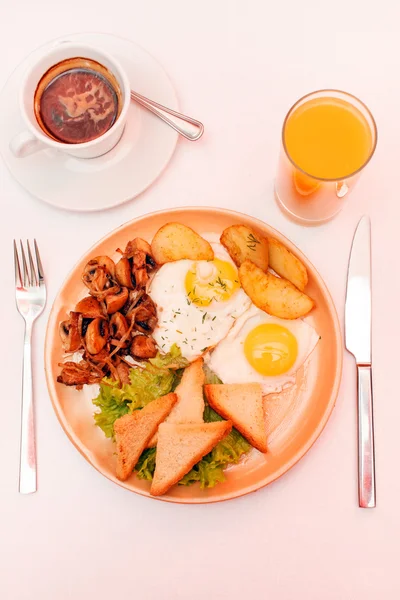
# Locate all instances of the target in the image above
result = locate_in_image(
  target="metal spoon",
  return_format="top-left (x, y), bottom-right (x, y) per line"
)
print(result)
top-left (130, 90), bottom-right (204, 141)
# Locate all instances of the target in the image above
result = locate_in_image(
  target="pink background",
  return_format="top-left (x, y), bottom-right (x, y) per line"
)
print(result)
top-left (1, 3), bottom-right (399, 599)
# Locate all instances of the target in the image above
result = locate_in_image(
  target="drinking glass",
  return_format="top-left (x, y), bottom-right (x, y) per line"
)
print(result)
top-left (275, 90), bottom-right (377, 224)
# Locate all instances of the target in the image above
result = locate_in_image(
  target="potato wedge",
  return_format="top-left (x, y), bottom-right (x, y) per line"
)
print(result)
top-left (220, 225), bottom-right (269, 270)
top-left (239, 260), bottom-right (314, 319)
top-left (151, 223), bottom-right (214, 265)
top-left (268, 237), bottom-right (308, 291)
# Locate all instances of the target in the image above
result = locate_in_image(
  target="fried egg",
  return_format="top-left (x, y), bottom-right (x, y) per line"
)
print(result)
top-left (207, 305), bottom-right (319, 394)
top-left (149, 239), bottom-right (251, 360)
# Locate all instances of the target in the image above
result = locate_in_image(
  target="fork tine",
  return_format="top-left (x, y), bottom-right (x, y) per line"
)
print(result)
top-left (34, 239), bottom-right (45, 283)
top-left (13, 240), bottom-right (22, 288)
top-left (20, 241), bottom-right (31, 287)
top-left (27, 241), bottom-right (38, 286)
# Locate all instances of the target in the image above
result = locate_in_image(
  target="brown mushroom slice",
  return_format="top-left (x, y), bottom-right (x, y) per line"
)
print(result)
top-left (105, 287), bottom-right (129, 314)
top-left (133, 250), bottom-right (147, 269)
top-left (86, 348), bottom-right (110, 364)
top-left (82, 256), bottom-right (116, 289)
top-left (116, 362), bottom-right (131, 385)
top-left (109, 312), bottom-right (129, 341)
top-left (133, 267), bottom-right (148, 288)
top-left (125, 238), bottom-right (156, 269)
top-left (57, 361), bottom-right (104, 387)
top-left (85, 318), bottom-right (109, 355)
top-left (123, 289), bottom-right (145, 320)
top-left (135, 316), bottom-right (157, 334)
top-left (124, 238), bottom-right (152, 257)
top-left (80, 317), bottom-right (92, 339)
top-left (75, 296), bottom-right (104, 318)
top-left (134, 295), bottom-right (158, 333)
top-left (59, 312), bottom-right (82, 352)
top-left (115, 258), bottom-right (134, 289)
top-left (131, 335), bottom-right (157, 358)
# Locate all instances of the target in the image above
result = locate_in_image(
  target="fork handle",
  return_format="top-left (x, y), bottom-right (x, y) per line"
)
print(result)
top-left (357, 365), bottom-right (376, 508)
top-left (19, 322), bottom-right (37, 494)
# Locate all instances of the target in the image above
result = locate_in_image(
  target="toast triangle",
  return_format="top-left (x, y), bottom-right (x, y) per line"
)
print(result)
top-left (204, 383), bottom-right (267, 453)
top-left (150, 420), bottom-right (232, 496)
top-left (114, 392), bottom-right (177, 481)
top-left (147, 358), bottom-right (205, 447)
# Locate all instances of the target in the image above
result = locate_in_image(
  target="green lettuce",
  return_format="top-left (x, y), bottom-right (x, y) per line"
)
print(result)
top-left (202, 364), bottom-right (223, 385)
top-left (92, 381), bottom-right (130, 438)
top-left (136, 448), bottom-right (157, 481)
top-left (135, 365), bottom-right (251, 488)
top-left (92, 344), bottom-right (186, 438)
top-left (149, 344), bottom-right (189, 370)
top-left (93, 350), bottom-right (251, 488)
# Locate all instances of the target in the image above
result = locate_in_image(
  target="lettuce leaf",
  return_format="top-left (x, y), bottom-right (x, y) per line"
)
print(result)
top-left (136, 448), bottom-right (157, 481)
top-left (179, 457), bottom-right (226, 488)
top-left (203, 364), bottom-right (223, 385)
top-left (92, 344), bottom-right (185, 438)
top-left (149, 344), bottom-right (189, 370)
top-left (135, 365), bottom-right (251, 488)
top-left (92, 381), bottom-right (130, 438)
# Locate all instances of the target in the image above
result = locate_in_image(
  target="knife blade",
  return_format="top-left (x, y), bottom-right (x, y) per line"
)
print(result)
top-left (345, 215), bottom-right (372, 363)
top-left (345, 215), bottom-right (376, 508)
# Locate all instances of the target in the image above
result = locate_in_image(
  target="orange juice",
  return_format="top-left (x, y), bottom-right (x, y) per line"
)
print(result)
top-left (275, 90), bottom-right (377, 224)
top-left (284, 97), bottom-right (374, 180)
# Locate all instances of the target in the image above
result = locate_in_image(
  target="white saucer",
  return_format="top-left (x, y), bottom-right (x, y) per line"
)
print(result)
top-left (0, 33), bottom-right (179, 211)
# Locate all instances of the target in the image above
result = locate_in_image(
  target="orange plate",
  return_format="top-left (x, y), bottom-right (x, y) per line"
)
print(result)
top-left (45, 207), bottom-right (342, 503)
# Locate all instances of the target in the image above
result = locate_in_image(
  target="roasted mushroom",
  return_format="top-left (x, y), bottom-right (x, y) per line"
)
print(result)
top-left (59, 312), bottom-right (82, 352)
top-left (116, 361), bottom-right (131, 385)
top-left (125, 238), bottom-right (156, 273)
top-left (85, 318), bottom-right (109, 355)
top-left (58, 238), bottom-right (160, 388)
top-left (115, 258), bottom-right (135, 289)
top-left (82, 256), bottom-right (119, 299)
top-left (109, 312), bottom-right (129, 342)
top-left (122, 289), bottom-right (144, 317)
top-left (133, 267), bottom-right (148, 288)
top-left (81, 317), bottom-right (92, 338)
top-left (85, 348), bottom-right (120, 381)
top-left (124, 238), bottom-right (152, 259)
top-left (75, 296), bottom-right (104, 318)
top-left (105, 287), bottom-right (129, 314)
top-left (134, 295), bottom-right (158, 333)
top-left (131, 335), bottom-right (157, 358)
top-left (57, 361), bottom-right (104, 387)
top-left (83, 256), bottom-right (115, 279)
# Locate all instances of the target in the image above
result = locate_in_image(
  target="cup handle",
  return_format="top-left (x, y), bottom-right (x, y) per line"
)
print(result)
top-left (336, 181), bottom-right (349, 198)
top-left (10, 131), bottom-right (44, 158)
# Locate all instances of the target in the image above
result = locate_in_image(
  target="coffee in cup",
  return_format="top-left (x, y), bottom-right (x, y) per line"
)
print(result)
top-left (10, 42), bottom-right (131, 159)
top-left (34, 57), bottom-right (122, 144)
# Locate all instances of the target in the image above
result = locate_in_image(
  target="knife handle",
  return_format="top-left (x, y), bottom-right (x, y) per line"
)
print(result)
top-left (357, 365), bottom-right (376, 508)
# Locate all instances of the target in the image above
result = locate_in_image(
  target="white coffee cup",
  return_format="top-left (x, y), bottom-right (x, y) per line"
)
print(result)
top-left (10, 42), bottom-right (131, 159)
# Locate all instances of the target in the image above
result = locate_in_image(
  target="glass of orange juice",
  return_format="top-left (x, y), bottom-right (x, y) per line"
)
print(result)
top-left (275, 90), bottom-right (377, 224)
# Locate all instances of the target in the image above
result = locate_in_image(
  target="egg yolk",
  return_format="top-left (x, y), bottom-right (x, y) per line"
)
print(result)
top-left (244, 323), bottom-right (298, 376)
top-left (185, 258), bottom-right (240, 306)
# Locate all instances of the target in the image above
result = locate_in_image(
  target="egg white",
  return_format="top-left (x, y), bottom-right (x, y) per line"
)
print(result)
top-left (206, 305), bottom-right (320, 394)
top-left (149, 241), bottom-right (252, 360)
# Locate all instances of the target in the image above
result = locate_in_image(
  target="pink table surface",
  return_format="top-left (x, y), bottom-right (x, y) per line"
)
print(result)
top-left (1, 4), bottom-right (399, 599)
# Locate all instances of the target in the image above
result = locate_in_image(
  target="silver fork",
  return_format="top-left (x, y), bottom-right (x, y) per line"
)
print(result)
top-left (14, 240), bottom-right (46, 494)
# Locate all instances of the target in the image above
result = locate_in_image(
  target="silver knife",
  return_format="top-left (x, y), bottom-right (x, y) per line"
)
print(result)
top-left (345, 215), bottom-right (376, 508)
